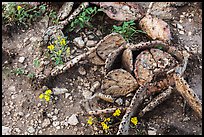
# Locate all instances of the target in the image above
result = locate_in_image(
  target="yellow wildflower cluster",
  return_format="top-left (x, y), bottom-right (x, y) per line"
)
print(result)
top-left (47, 44), bottom-right (55, 51)
top-left (87, 117), bottom-right (93, 125)
top-left (113, 108), bottom-right (121, 117)
top-left (101, 122), bottom-right (109, 130)
top-left (131, 117), bottom-right (138, 125)
top-left (17, 5), bottom-right (22, 11)
top-left (39, 89), bottom-right (52, 102)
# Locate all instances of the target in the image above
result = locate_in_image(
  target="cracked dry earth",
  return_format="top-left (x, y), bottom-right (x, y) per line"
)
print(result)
top-left (2, 2), bottom-right (202, 135)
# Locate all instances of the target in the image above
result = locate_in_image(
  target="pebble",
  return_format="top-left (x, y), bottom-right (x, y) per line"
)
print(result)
top-left (53, 87), bottom-right (68, 95)
top-left (27, 126), bottom-right (35, 133)
top-left (65, 93), bottom-right (71, 99)
top-left (88, 34), bottom-right (95, 39)
top-left (53, 121), bottom-right (60, 127)
top-left (86, 40), bottom-right (97, 46)
top-left (82, 90), bottom-right (93, 99)
top-left (42, 118), bottom-right (51, 128)
top-left (56, 126), bottom-right (61, 130)
top-left (183, 116), bottom-right (190, 122)
top-left (52, 116), bottom-right (58, 121)
top-left (148, 127), bottom-right (157, 135)
top-left (115, 98), bottom-right (123, 106)
top-left (2, 126), bottom-right (11, 135)
top-left (90, 81), bottom-right (101, 92)
top-left (177, 23), bottom-right (183, 30)
top-left (188, 31), bottom-right (192, 36)
top-left (8, 86), bottom-right (16, 92)
top-left (54, 108), bottom-right (59, 115)
top-left (179, 30), bottom-right (185, 35)
top-left (78, 66), bottom-right (86, 75)
top-left (125, 100), bottom-right (130, 107)
top-left (18, 57), bottom-right (25, 63)
top-left (14, 128), bottom-right (21, 133)
top-left (96, 30), bottom-right (102, 36)
top-left (67, 114), bottom-right (79, 125)
top-left (73, 37), bottom-right (85, 48)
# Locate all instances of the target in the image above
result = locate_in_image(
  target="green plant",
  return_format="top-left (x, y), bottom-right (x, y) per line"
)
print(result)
top-left (47, 36), bottom-right (70, 65)
top-left (112, 20), bottom-right (146, 41)
top-left (27, 72), bottom-right (35, 79)
top-left (2, 3), bottom-right (58, 28)
top-left (33, 58), bottom-right (40, 67)
top-left (68, 6), bottom-right (100, 32)
top-left (12, 68), bottom-right (25, 75)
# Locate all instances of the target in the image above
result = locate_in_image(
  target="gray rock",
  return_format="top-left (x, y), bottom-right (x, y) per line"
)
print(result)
top-left (86, 40), bottom-right (97, 47)
top-left (53, 121), bottom-right (60, 127)
top-left (82, 90), bottom-right (93, 99)
top-left (68, 114), bottom-right (79, 125)
top-left (73, 37), bottom-right (85, 48)
top-left (42, 118), bottom-right (51, 128)
top-left (53, 87), bottom-right (68, 95)
top-left (148, 127), bottom-right (157, 135)
top-left (27, 126), bottom-right (35, 133)
top-left (115, 98), bottom-right (123, 106)
top-left (90, 81), bottom-right (101, 92)
top-left (18, 57), bottom-right (25, 63)
top-left (2, 126), bottom-right (11, 135)
top-left (78, 66), bottom-right (86, 75)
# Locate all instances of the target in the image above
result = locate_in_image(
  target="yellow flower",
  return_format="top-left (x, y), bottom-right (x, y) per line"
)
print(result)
top-left (57, 36), bottom-right (61, 40)
top-left (39, 93), bottom-right (44, 99)
top-left (60, 38), bottom-right (66, 46)
top-left (45, 89), bottom-right (52, 95)
top-left (113, 108), bottom-right (121, 117)
top-left (17, 5), bottom-right (22, 11)
top-left (101, 122), bottom-right (109, 130)
top-left (44, 94), bottom-right (50, 102)
top-left (47, 44), bottom-right (54, 51)
top-left (87, 117), bottom-right (93, 125)
top-left (104, 117), bottom-right (111, 122)
top-left (131, 117), bottom-right (138, 125)
top-left (66, 47), bottom-right (70, 56)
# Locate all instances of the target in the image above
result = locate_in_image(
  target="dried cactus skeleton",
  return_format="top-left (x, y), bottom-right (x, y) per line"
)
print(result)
top-left (31, 2), bottom-right (201, 135)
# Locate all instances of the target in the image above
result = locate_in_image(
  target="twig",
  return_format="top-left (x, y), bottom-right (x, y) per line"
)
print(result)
top-left (88, 107), bottom-right (127, 115)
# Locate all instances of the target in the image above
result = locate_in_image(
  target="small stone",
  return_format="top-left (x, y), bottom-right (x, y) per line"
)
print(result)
top-left (78, 66), bottom-right (86, 75)
top-left (56, 126), bottom-right (60, 130)
top-left (96, 30), bottom-right (102, 36)
top-left (14, 128), bottom-right (21, 133)
top-left (53, 121), bottom-right (60, 127)
top-left (88, 34), bottom-right (95, 39)
top-left (18, 57), bottom-right (25, 63)
top-left (90, 81), bottom-right (101, 92)
top-left (115, 98), bottom-right (123, 106)
top-left (65, 93), bottom-right (71, 99)
top-left (53, 87), bottom-right (68, 95)
top-left (125, 100), bottom-right (130, 107)
top-left (177, 23), bottom-right (183, 30)
top-left (69, 96), bottom-right (73, 100)
top-left (27, 126), bottom-right (35, 133)
top-left (8, 86), bottom-right (16, 92)
top-left (52, 116), bottom-right (58, 121)
top-left (38, 130), bottom-right (42, 134)
top-left (54, 108), bottom-right (59, 115)
top-left (82, 90), bottom-right (93, 99)
top-left (179, 30), bottom-right (185, 35)
top-left (188, 31), bottom-right (192, 36)
top-left (42, 118), bottom-right (51, 128)
top-left (73, 37), bottom-right (85, 48)
top-left (2, 126), bottom-right (11, 135)
top-left (86, 40), bottom-right (97, 46)
top-left (68, 114), bottom-right (79, 125)
top-left (183, 117), bottom-right (190, 122)
top-left (148, 127), bottom-right (157, 135)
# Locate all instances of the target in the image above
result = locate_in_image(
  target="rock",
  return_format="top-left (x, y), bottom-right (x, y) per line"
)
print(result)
top-left (52, 116), bottom-right (58, 121)
top-left (53, 121), bottom-right (60, 127)
top-left (14, 128), bottom-right (21, 133)
top-left (183, 116), bottom-right (190, 122)
top-left (86, 40), bottom-right (97, 47)
top-left (90, 81), bottom-right (101, 92)
top-left (78, 66), bottom-right (86, 75)
top-left (54, 108), bottom-right (59, 115)
top-left (73, 37), bottom-right (85, 48)
top-left (18, 57), bottom-right (25, 63)
top-left (2, 126), bottom-right (11, 135)
top-left (82, 90), bottom-right (93, 99)
top-left (115, 98), bottom-right (123, 106)
top-left (56, 126), bottom-right (61, 130)
top-left (27, 126), bottom-right (35, 133)
top-left (177, 23), bottom-right (183, 30)
top-left (88, 34), bottom-right (95, 39)
top-left (65, 93), bottom-right (71, 99)
top-left (125, 100), bottom-right (130, 107)
top-left (42, 118), bottom-right (51, 128)
top-left (148, 127), bottom-right (157, 135)
top-left (53, 87), bottom-right (68, 95)
top-left (8, 86), bottom-right (16, 92)
top-left (68, 114), bottom-right (79, 125)
top-left (179, 30), bottom-right (185, 35)
top-left (96, 30), bottom-right (102, 36)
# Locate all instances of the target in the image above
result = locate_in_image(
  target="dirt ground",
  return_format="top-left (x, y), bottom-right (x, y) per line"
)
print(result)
top-left (2, 2), bottom-right (202, 135)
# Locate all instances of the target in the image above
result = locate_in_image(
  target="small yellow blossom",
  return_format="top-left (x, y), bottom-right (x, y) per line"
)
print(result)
top-left (101, 122), bottom-right (109, 130)
top-left (87, 117), bottom-right (93, 125)
top-left (45, 89), bottom-right (52, 95)
top-left (57, 36), bottom-right (61, 40)
top-left (66, 47), bottom-right (70, 56)
top-left (104, 117), bottom-right (111, 122)
top-left (44, 94), bottom-right (50, 102)
top-left (17, 5), bottom-right (22, 11)
top-left (131, 117), bottom-right (138, 125)
top-left (39, 93), bottom-right (44, 99)
top-left (47, 44), bottom-right (54, 51)
top-left (60, 38), bottom-right (66, 46)
top-left (57, 50), bottom-right (62, 55)
top-left (113, 108), bottom-right (121, 117)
